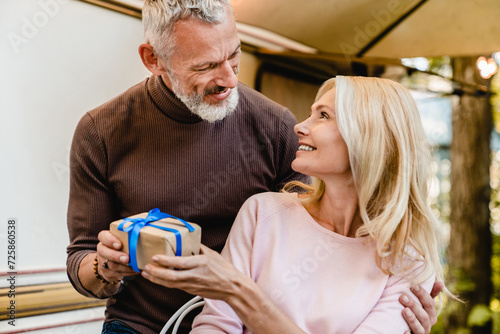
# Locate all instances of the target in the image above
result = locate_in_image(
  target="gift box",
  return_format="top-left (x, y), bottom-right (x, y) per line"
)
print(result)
top-left (110, 208), bottom-right (201, 272)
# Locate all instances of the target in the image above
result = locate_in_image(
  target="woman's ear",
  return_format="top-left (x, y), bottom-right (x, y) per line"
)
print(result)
top-left (138, 43), bottom-right (167, 76)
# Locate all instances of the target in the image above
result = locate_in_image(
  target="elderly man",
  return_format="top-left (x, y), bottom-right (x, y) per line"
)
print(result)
top-left (66, 1), bottom-right (441, 333)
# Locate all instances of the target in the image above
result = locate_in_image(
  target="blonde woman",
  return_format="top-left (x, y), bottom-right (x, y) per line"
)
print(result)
top-left (143, 76), bottom-right (445, 333)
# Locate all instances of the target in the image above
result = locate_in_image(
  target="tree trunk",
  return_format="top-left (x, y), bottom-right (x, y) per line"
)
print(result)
top-left (446, 56), bottom-right (493, 333)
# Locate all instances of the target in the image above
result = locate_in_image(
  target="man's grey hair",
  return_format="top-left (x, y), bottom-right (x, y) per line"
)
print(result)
top-left (143, 0), bottom-right (232, 61)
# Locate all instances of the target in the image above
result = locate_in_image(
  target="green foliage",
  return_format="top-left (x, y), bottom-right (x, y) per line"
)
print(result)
top-left (492, 233), bottom-right (500, 333)
top-left (494, 303), bottom-right (500, 333)
top-left (430, 317), bottom-right (445, 334)
top-left (467, 304), bottom-right (493, 327)
top-left (493, 235), bottom-right (500, 301)
top-left (491, 73), bottom-right (500, 133)
top-left (450, 268), bottom-right (476, 294)
top-left (455, 330), bottom-right (471, 334)
top-left (427, 56), bottom-right (453, 79)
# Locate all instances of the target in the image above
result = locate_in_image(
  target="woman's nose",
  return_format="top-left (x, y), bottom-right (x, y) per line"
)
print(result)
top-left (294, 120), bottom-right (310, 136)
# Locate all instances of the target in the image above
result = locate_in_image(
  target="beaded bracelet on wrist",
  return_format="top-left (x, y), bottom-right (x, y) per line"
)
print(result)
top-left (93, 256), bottom-right (120, 284)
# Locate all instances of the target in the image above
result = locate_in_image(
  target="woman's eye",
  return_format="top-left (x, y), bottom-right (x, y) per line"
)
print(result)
top-left (320, 112), bottom-right (329, 119)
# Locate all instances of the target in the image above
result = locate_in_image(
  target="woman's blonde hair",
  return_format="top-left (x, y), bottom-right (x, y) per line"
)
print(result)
top-left (286, 76), bottom-right (444, 286)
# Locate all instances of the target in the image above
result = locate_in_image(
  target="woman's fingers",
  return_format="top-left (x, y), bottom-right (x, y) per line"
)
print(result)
top-left (430, 281), bottom-right (444, 299)
top-left (141, 245), bottom-right (245, 300)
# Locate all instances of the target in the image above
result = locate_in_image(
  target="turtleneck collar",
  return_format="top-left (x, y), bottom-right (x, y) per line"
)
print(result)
top-left (147, 75), bottom-right (204, 124)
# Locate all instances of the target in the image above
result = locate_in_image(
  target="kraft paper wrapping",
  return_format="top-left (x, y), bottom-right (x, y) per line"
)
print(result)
top-left (110, 212), bottom-right (201, 270)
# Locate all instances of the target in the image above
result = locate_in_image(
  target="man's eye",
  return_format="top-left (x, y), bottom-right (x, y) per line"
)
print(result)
top-left (229, 49), bottom-right (241, 60)
top-left (197, 64), bottom-right (216, 72)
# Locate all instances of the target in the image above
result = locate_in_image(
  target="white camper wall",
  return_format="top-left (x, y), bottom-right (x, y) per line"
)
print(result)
top-left (0, 0), bottom-right (260, 274)
top-left (0, 0), bottom-right (150, 272)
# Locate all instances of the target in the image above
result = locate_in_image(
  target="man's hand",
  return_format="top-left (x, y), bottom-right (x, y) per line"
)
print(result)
top-left (141, 244), bottom-right (247, 301)
top-left (400, 281), bottom-right (444, 334)
top-left (97, 230), bottom-right (139, 283)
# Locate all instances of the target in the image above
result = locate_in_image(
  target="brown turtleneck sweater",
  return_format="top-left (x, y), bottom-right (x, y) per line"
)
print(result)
top-left (66, 75), bottom-right (305, 334)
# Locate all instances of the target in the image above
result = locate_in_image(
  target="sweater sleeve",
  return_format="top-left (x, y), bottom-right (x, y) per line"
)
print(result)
top-left (66, 113), bottom-right (119, 298)
top-left (191, 196), bottom-right (260, 333)
top-left (352, 260), bottom-right (435, 334)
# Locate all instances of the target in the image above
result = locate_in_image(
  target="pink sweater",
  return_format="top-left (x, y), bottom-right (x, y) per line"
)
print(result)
top-left (191, 192), bottom-right (434, 333)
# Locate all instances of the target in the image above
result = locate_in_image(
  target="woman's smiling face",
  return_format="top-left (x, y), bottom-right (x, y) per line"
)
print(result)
top-left (292, 88), bottom-right (351, 181)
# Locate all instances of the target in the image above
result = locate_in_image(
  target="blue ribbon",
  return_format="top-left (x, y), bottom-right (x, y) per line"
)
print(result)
top-left (117, 208), bottom-right (195, 272)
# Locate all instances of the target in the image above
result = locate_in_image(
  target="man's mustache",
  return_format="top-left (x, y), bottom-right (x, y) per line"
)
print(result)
top-left (205, 86), bottom-right (229, 94)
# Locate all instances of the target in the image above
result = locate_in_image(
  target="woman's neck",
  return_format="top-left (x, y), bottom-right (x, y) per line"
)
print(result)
top-left (305, 177), bottom-right (363, 237)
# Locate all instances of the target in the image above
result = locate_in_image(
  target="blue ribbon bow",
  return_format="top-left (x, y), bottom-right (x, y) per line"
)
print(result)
top-left (117, 208), bottom-right (195, 272)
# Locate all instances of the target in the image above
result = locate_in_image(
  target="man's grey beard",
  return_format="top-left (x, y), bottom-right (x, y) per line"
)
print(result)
top-left (169, 72), bottom-right (239, 123)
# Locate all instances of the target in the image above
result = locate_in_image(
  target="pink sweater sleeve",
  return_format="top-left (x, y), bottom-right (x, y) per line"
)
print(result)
top-left (352, 261), bottom-right (435, 333)
top-left (191, 196), bottom-right (259, 333)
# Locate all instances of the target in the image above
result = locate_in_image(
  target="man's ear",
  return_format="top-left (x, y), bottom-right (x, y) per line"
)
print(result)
top-left (138, 43), bottom-right (167, 76)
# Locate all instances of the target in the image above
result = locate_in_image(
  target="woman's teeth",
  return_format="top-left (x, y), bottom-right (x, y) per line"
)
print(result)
top-left (298, 145), bottom-right (316, 151)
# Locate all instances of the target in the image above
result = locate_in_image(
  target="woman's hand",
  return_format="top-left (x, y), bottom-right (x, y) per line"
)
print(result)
top-left (141, 244), bottom-right (246, 301)
top-left (143, 245), bottom-right (307, 334)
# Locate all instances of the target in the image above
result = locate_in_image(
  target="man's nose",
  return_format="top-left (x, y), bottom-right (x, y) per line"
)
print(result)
top-left (214, 61), bottom-right (238, 89)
